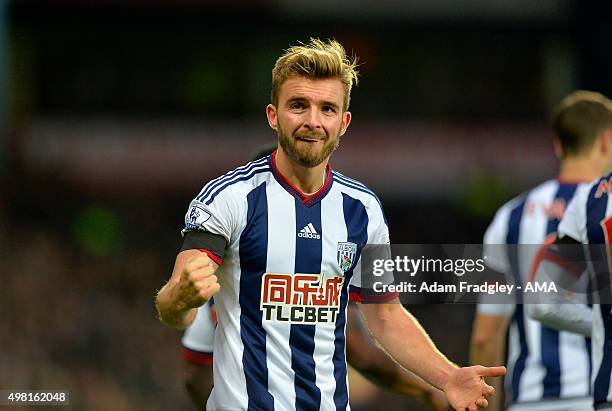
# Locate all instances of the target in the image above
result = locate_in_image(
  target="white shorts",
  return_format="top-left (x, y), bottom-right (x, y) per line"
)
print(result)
top-left (508, 397), bottom-right (592, 411)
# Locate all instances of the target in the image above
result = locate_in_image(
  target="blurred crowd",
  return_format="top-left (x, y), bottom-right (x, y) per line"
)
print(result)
top-left (0, 219), bottom-right (190, 410)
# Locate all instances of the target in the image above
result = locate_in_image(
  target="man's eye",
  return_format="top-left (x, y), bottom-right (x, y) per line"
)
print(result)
top-left (290, 103), bottom-right (304, 109)
top-left (323, 106), bottom-right (336, 113)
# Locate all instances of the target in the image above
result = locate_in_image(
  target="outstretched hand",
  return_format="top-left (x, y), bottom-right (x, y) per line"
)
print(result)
top-left (443, 365), bottom-right (506, 411)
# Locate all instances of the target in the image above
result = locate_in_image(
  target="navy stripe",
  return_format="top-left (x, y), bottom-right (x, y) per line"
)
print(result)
top-left (541, 183), bottom-right (577, 397)
top-left (587, 336), bottom-right (593, 395)
top-left (290, 199), bottom-right (322, 411)
top-left (239, 183), bottom-right (275, 411)
top-left (333, 193), bottom-right (369, 410)
top-left (586, 179), bottom-right (608, 244)
top-left (506, 199), bottom-right (527, 403)
top-left (595, 304), bottom-right (612, 405)
top-left (196, 157), bottom-right (268, 202)
top-left (205, 167), bottom-right (271, 205)
top-left (333, 175), bottom-right (387, 226)
top-left (540, 327), bottom-right (561, 397)
top-left (546, 183), bottom-right (578, 234)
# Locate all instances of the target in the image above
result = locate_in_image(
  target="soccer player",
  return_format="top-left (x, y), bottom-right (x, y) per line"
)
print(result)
top-left (179, 146), bottom-right (448, 410)
top-left (156, 37), bottom-right (505, 411)
top-left (470, 90), bottom-right (612, 411)
top-left (528, 93), bottom-right (612, 411)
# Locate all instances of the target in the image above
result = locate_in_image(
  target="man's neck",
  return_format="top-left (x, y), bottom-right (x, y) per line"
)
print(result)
top-left (275, 149), bottom-right (328, 194)
top-left (558, 156), bottom-right (605, 183)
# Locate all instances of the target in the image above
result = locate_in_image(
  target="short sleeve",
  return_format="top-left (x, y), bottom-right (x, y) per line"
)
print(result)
top-left (478, 201), bottom-right (516, 315)
top-left (182, 190), bottom-right (237, 243)
top-left (482, 204), bottom-right (512, 275)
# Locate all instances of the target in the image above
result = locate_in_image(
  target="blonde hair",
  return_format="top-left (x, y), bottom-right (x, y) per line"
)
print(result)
top-left (552, 90), bottom-right (612, 157)
top-left (271, 38), bottom-right (359, 112)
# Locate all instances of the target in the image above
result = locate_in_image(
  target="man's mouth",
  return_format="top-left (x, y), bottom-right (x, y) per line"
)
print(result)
top-left (295, 135), bottom-right (325, 143)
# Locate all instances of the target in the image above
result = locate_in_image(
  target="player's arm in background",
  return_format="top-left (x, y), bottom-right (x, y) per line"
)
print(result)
top-left (527, 236), bottom-right (592, 336)
top-left (345, 302), bottom-right (448, 411)
top-left (469, 203), bottom-right (517, 411)
top-left (526, 187), bottom-right (593, 336)
top-left (183, 359), bottom-right (212, 411)
top-left (181, 303), bottom-right (217, 410)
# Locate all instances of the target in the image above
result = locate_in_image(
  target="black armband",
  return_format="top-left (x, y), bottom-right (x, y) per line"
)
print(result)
top-left (181, 230), bottom-right (227, 264)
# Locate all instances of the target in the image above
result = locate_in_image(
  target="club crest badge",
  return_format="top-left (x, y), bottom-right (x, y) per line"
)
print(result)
top-left (337, 242), bottom-right (357, 273)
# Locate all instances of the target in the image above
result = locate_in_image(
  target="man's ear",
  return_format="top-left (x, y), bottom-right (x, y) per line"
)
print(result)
top-left (339, 111), bottom-right (352, 136)
top-left (266, 104), bottom-right (278, 131)
top-left (602, 129), bottom-right (612, 154)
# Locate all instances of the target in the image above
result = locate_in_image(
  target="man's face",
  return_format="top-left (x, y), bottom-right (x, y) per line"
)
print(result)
top-left (267, 76), bottom-right (351, 168)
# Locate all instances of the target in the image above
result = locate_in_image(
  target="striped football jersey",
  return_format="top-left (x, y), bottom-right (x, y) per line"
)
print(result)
top-left (181, 152), bottom-right (394, 411)
top-left (557, 172), bottom-right (612, 408)
top-left (480, 179), bottom-right (591, 406)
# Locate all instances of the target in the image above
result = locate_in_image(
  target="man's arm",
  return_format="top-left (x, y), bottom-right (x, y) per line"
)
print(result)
top-left (469, 312), bottom-right (511, 411)
top-left (345, 303), bottom-right (448, 411)
top-left (360, 301), bottom-right (506, 411)
top-left (526, 237), bottom-right (592, 336)
top-left (156, 250), bottom-right (220, 329)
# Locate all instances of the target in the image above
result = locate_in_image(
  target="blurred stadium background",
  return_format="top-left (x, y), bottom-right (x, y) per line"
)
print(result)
top-left (2, 1), bottom-right (612, 410)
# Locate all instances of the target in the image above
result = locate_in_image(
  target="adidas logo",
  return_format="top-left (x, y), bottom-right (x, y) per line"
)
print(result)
top-left (298, 223), bottom-right (321, 240)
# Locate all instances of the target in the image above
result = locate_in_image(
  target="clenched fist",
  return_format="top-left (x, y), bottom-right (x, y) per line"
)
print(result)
top-left (156, 249), bottom-right (222, 329)
top-left (176, 254), bottom-right (221, 309)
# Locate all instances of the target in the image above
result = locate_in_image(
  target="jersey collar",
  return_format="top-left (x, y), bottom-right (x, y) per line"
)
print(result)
top-left (269, 150), bottom-right (333, 207)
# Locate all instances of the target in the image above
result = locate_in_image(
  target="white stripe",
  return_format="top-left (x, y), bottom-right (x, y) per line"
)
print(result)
top-left (208, 252), bottom-right (248, 410)
top-left (308, 223), bottom-right (317, 233)
top-left (264, 182), bottom-right (297, 410)
top-left (559, 331), bottom-right (590, 397)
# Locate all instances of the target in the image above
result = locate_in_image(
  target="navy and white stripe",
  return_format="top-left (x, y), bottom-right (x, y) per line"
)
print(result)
top-left (482, 180), bottom-right (591, 407)
top-left (581, 173), bottom-right (612, 407)
top-left (184, 154), bottom-right (389, 411)
top-left (196, 157), bottom-right (271, 205)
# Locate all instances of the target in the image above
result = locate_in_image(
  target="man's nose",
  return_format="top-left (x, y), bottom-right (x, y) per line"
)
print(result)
top-left (303, 109), bottom-right (322, 130)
